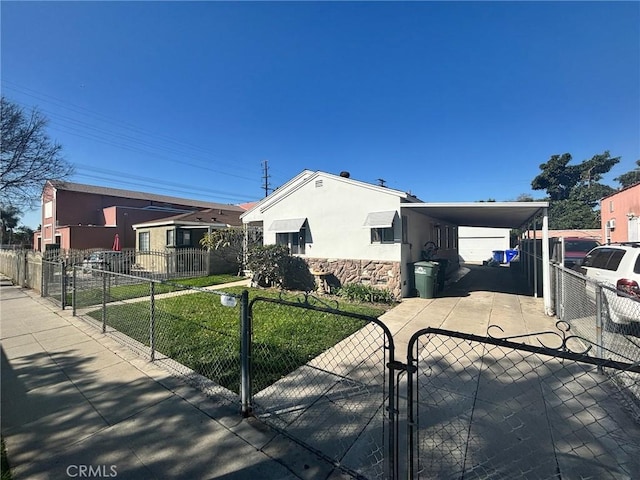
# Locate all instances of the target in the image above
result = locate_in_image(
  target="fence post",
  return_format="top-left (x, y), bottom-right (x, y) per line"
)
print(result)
top-left (240, 290), bottom-right (251, 417)
top-left (102, 272), bottom-right (107, 333)
top-left (61, 260), bottom-right (67, 310)
top-left (41, 261), bottom-right (46, 297)
top-left (72, 266), bottom-right (77, 316)
top-left (595, 284), bottom-right (604, 374)
top-left (150, 281), bottom-right (156, 362)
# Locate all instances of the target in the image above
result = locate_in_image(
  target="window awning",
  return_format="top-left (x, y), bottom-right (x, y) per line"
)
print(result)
top-left (363, 211), bottom-right (396, 228)
top-left (269, 218), bottom-right (307, 233)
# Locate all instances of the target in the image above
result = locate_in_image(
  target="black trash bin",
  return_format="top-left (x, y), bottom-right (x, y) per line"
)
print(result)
top-left (433, 258), bottom-right (448, 292)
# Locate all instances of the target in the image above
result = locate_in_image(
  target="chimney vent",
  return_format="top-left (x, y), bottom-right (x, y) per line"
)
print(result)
top-left (339, 171), bottom-right (350, 178)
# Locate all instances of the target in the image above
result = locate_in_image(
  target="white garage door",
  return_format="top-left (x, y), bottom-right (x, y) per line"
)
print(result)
top-left (459, 236), bottom-right (510, 263)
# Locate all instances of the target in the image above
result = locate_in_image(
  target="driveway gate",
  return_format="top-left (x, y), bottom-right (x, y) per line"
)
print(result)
top-left (406, 326), bottom-right (640, 480)
top-left (247, 294), bottom-right (639, 480)
top-left (248, 295), bottom-right (397, 479)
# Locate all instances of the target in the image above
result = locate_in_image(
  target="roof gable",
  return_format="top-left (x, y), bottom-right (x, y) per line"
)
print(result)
top-left (240, 170), bottom-right (418, 219)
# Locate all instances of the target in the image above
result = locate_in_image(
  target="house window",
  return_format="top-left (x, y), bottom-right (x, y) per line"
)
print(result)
top-left (364, 211), bottom-right (397, 244)
top-left (276, 226), bottom-right (306, 254)
top-left (167, 229), bottom-right (192, 247)
top-left (179, 230), bottom-right (191, 246)
top-left (371, 227), bottom-right (394, 244)
top-left (609, 201), bottom-right (614, 213)
top-left (139, 231), bottom-right (150, 252)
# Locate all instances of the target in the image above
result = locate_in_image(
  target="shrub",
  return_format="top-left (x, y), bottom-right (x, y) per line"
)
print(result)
top-left (335, 283), bottom-right (395, 304)
top-left (246, 244), bottom-right (315, 291)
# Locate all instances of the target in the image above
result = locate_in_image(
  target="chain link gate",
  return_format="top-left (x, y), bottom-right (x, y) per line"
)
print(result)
top-left (42, 258), bottom-right (66, 307)
top-left (406, 325), bottom-right (640, 480)
top-left (247, 295), bottom-right (397, 479)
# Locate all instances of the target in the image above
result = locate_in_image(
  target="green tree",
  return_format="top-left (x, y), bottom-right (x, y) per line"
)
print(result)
top-left (532, 151), bottom-right (620, 229)
top-left (0, 205), bottom-right (21, 245)
top-left (1, 97), bottom-right (73, 208)
top-left (614, 160), bottom-right (640, 188)
top-left (200, 226), bottom-right (262, 267)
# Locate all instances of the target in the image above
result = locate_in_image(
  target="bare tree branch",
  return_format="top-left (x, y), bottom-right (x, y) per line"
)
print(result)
top-left (1, 97), bottom-right (74, 209)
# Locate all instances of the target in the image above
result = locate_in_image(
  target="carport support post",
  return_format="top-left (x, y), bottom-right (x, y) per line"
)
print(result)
top-left (541, 208), bottom-right (553, 316)
top-left (595, 285), bottom-right (604, 374)
top-left (240, 290), bottom-right (251, 417)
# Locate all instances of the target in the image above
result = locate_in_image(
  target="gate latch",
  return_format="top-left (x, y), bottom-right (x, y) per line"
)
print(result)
top-left (387, 360), bottom-right (417, 373)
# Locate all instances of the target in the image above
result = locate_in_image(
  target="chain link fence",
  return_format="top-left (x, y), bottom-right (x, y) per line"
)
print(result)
top-left (551, 263), bottom-right (640, 410)
top-left (42, 259), bottom-right (66, 307)
top-left (249, 295), bottom-right (396, 480)
top-left (34, 260), bottom-right (639, 480)
top-left (407, 328), bottom-right (640, 480)
top-left (71, 267), bottom-right (243, 406)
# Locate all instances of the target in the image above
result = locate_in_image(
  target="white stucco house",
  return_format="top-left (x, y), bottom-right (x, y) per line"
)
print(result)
top-left (240, 170), bottom-right (460, 298)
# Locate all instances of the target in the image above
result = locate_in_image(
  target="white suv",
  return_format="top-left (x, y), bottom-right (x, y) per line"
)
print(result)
top-left (578, 243), bottom-right (640, 330)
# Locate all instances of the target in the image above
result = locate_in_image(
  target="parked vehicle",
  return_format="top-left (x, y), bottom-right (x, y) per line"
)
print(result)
top-left (552, 237), bottom-right (600, 268)
top-left (577, 243), bottom-right (640, 330)
top-left (82, 251), bottom-right (131, 274)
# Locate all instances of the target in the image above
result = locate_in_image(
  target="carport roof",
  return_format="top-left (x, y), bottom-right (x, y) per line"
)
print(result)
top-left (401, 202), bottom-right (549, 229)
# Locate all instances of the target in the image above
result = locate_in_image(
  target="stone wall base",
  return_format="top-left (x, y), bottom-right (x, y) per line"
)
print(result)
top-left (305, 257), bottom-right (401, 299)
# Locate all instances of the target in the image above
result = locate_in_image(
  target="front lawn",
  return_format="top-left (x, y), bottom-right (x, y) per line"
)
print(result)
top-left (72, 273), bottom-right (242, 307)
top-left (87, 287), bottom-right (386, 394)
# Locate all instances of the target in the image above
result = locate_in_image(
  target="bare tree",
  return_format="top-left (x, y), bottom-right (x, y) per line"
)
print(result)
top-left (1, 97), bottom-right (74, 208)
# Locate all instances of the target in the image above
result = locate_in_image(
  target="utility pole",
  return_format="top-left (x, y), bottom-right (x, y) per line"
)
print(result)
top-left (262, 160), bottom-right (271, 197)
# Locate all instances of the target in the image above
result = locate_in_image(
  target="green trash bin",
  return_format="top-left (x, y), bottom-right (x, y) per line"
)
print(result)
top-left (413, 261), bottom-right (439, 299)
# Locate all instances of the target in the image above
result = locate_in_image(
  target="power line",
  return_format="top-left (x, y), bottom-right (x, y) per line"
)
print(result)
top-left (2, 82), bottom-right (262, 183)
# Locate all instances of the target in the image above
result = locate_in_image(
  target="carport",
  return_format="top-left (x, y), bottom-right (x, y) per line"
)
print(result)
top-left (401, 201), bottom-right (552, 315)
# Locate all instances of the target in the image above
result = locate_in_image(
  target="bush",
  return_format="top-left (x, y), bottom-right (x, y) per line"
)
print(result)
top-left (246, 244), bottom-right (315, 292)
top-left (335, 283), bottom-right (395, 304)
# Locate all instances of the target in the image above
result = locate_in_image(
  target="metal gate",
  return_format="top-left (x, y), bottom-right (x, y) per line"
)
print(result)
top-left (406, 325), bottom-right (640, 479)
top-left (248, 295), bottom-right (397, 479)
top-left (42, 258), bottom-right (66, 307)
top-left (247, 296), bottom-right (639, 480)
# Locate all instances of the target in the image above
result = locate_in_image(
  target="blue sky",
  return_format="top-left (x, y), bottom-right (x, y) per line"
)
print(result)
top-left (2, 1), bottom-right (638, 229)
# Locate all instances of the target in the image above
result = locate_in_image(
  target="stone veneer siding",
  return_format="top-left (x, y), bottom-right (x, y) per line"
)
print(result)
top-left (305, 257), bottom-right (402, 299)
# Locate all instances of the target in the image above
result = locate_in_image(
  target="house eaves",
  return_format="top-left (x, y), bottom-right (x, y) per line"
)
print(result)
top-left (132, 207), bottom-right (243, 229)
top-left (401, 202), bottom-right (549, 229)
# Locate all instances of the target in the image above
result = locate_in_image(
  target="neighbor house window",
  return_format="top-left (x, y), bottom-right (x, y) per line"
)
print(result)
top-left (166, 228), bottom-right (192, 247)
top-left (139, 231), bottom-right (150, 252)
top-left (178, 229), bottom-right (191, 246)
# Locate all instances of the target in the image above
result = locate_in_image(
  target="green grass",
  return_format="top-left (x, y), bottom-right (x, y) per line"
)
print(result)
top-left (87, 287), bottom-right (386, 394)
top-left (72, 273), bottom-right (242, 307)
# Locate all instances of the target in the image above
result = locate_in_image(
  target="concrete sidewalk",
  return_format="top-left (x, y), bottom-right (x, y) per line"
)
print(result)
top-left (0, 277), bottom-right (345, 480)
